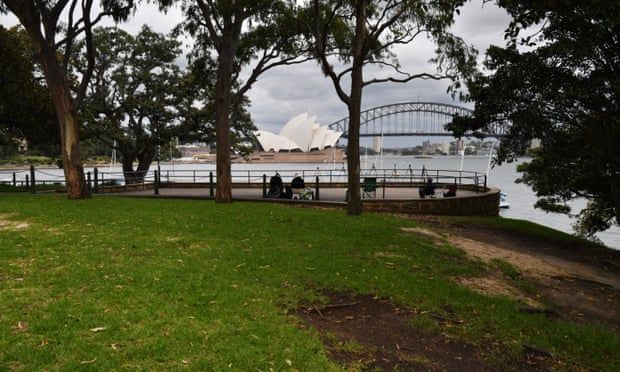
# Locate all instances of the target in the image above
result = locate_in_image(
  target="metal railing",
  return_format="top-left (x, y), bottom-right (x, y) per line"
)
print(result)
top-left (1, 166), bottom-right (488, 194)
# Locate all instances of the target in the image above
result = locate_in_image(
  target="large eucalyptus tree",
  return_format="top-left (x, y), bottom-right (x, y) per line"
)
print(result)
top-left (0, 0), bottom-right (135, 198)
top-left (158, 0), bottom-right (309, 203)
top-left (304, 0), bottom-right (477, 215)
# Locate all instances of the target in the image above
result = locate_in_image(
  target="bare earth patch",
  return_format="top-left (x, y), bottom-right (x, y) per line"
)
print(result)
top-left (455, 276), bottom-right (541, 307)
top-left (400, 222), bottom-right (620, 329)
top-left (0, 214), bottom-right (29, 231)
top-left (297, 291), bottom-right (502, 371)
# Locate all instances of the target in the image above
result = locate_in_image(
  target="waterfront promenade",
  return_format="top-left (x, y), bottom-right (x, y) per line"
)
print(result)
top-left (114, 184), bottom-right (499, 217)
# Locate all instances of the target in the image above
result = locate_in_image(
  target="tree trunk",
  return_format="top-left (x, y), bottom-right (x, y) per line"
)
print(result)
top-left (40, 48), bottom-right (89, 198)
top-left (345, 0), bottom-right (368, 216)
top-left (214, 38), bottom-right (235, 203)
top-left (134, 149), bottom-right (155, 184)
top-left (122, 155), bottom-right (139, 184)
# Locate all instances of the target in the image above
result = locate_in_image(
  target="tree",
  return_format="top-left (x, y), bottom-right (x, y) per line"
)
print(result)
top-left (0, 0), bottom-right (134, 198)
top-left (0, 25), bottom-right (58, 156)
top-left (176, 68), bottom-right (255, 155)
top-left (304, 0), bottom-right (477, 215)
top-left (448, 0), bottom-right (620, 238)
top-left (159, 0), bottom-right (310, 203)
top-left (79, 26), bottom-right (184, 184)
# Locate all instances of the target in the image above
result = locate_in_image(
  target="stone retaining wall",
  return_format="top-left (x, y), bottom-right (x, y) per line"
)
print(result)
top-left (362, 188), bottom-right (500, 216)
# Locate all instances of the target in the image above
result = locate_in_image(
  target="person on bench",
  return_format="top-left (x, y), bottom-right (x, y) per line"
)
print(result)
top-left (418, 177), bottom-right (436, 198)
top-left (444, 184), bottom-right (457, 197)
top-left (267, 172), bottom-right (283, 198)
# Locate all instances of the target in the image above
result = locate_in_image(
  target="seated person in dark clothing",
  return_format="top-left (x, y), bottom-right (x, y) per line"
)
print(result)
top-left (267, 172), bottom-right (283, 198)
top-left (291, 174), bottom-right (305, 189)
top-left (444, 184), bottom-right (457, 197)
top-left (281, 186), bottom-right (293, 199)
top-left (418, 177), bottom-right (436, 198)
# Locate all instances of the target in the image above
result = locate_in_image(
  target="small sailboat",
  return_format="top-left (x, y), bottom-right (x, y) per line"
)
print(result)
top-left (499, 192), bottom-right (510, 209)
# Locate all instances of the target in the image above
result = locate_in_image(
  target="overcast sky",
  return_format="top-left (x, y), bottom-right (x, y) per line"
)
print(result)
top-left (1, 1), bottom-right (512, 146)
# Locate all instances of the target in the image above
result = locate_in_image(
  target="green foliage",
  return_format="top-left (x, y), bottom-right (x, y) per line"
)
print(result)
top-left (449, 0), bottom-right (620, 237)
top-left (78, 26), bottom-right (185, 182)
top-left (0, 26), bottom-right (58, 157)
top-left (0, 195), bottom-right (618, 369)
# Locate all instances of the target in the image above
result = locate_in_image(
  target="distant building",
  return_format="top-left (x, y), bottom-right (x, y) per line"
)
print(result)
top-left (177, 143), bottom-right (211, 158)
top-left (372, 136), bottom-right (382, 153)
top-left (254, 113), bottom-right (342, 152)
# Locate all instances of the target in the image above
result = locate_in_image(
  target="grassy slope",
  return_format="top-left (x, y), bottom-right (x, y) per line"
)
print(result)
top-left (0, 195), bottom-right (618, 370)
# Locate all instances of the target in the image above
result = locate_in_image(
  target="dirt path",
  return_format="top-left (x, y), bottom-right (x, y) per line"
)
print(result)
top-left (296, 218), bottom-right (619, 370)
top-left (401, 219), bottom-right (620, 328)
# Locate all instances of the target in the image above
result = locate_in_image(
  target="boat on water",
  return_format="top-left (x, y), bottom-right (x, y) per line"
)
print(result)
top-left (499, 192), bottom-right (510, 209)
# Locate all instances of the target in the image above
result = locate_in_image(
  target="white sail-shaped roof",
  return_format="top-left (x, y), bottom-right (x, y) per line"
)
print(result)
top-left (279, 113), bottom-right (307, 139)
top-left (280, 113), bottom-right (315, 152)
top-left (254, 130), bottom-right (301, 152)
top-left (324, 130), bottom-right (343, 148)
top-left (254, 113), bottom-right (342, 152)
top-left (310, 126), bottom-right (329, 150)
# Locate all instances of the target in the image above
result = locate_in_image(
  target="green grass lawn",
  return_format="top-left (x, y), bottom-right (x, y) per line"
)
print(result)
top-left (0, 195), bottom-right (618, 370)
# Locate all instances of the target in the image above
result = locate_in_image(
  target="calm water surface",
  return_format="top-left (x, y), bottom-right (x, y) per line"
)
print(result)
top-left (3, 155), bottom-right (618, 249)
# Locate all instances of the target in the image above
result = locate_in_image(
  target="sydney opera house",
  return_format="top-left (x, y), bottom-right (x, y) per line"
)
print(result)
top-left (254, 113), bottom-right (342, 152)
top-left (247, 113), bottom-right (345, 163)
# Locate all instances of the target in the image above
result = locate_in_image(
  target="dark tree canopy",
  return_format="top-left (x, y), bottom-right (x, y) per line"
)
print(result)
top-left (79, 26), bottom-right (185, 184)
top-left (0, 25), bottom-right (58, 156)
top-left (448, 0), bottom-right (620, 238)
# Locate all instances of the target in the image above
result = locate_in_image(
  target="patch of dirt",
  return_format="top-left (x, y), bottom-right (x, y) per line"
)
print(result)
top-left (399, 220), bottom-right (620, 329)
top-left (455, 276), bottom-right (541, 308)
top-left (297, 291), bottom-right (525, 371)
top-left (0, 214), bottom-right (29, 231)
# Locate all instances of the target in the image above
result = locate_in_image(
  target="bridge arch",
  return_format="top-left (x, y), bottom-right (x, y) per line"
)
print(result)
top-left (327, 101), bottom-right (503, 138)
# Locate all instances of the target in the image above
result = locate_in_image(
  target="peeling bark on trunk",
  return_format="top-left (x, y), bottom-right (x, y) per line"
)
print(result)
top-left (214, 39), bottom-right (234, 203)
top-left (41, 49), bottom-right (89, 199)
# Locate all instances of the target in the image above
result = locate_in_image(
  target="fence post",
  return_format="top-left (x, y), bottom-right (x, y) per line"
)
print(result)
top-left (87, 172), bottom-right (92, 193)
top-left (93, 167), bottom-right (98, 193)
top-left (209, 172), bottom-right (214, 197)
top-left (247, 170), bottom-right (251, 186)
top-left (315, 176), bottom-right (320, 200)
top-left (12, 172), bottom-right (16, 187)
top-left (25, 175), bottom-right (29, 189)
top-left (193, 170), bottom-right (196, 184)
top-left (329, 170), bottom-right (332, 185)
top-left (154, 170), bottom-right (159, 195)
top-left (382, 177), bottom-right (386, 199)
top-left (484, 175), bottom-right (487, 190)
top-left (166, 171), bottom-right (169, 183)
top-left (262, 174), bottom-right (267, 198)
top-left (30, 165), bottom-right (36, 193)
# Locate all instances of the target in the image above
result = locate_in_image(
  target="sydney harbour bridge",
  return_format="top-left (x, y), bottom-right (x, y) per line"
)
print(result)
top-left (326, 102), bottom-right (505, 138)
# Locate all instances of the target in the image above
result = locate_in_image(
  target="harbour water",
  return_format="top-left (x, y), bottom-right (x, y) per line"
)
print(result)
top-left (2, 155), bottom-right (618, 249)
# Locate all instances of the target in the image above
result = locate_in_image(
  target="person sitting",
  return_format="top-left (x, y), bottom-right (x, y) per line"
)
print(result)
top-left (291, 174), bottom-right (308, 200)
top-left (444, 184), bottom-right (457, 197)
top-left (267, 172), bottom-right (283, 198)
top-left (418, 177), bottom-right (436, 198)
top-left (291, 174), bottom-right (305, 189)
